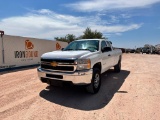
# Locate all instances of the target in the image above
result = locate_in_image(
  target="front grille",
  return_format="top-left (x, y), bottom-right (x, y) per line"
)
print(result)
top-left (40, 59), bottom-right (76, 72)
top-left (41, 59), bottom-right (75, 64)
top-left (41, 64), bottom-right (74, 71)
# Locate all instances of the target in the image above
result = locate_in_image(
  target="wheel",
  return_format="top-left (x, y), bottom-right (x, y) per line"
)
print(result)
top-left (86, 68), bottom-right (101, 94)
top-left (114, 59), bottom-right (121, 73)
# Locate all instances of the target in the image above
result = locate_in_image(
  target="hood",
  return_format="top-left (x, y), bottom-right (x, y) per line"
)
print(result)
top-left (41, 50), bottom-right (91, 59)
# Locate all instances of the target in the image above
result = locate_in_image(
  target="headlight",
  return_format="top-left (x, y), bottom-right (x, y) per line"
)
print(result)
top-left (77, 59), bottom-right (91, 70)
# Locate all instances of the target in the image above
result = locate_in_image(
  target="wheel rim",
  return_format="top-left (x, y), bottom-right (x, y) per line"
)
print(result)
top-left (94, 73), bottom-right (100, 88)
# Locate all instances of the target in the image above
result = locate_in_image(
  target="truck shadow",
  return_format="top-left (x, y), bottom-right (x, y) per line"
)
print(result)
top-left (39, 69), bottom-right (130, 111)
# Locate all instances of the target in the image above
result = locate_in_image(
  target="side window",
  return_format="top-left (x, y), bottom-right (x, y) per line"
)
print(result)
top-left (106, 41), bottom-right (111, 48)
top-left (101, 41), bottom-right (107, 50)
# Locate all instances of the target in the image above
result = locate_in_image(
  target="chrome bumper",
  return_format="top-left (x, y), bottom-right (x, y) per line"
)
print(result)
top-left (37, 67), bottom-right (93, 85)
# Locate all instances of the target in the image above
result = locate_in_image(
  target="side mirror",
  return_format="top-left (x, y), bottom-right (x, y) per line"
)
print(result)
top-left (102, 47), bottom-right (112, 52)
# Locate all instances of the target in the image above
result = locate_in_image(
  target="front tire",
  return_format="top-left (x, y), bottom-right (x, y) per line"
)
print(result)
top-left (114, 59), bottom-right (121, 73)
top-left (86, 68), bottom-right (101, 94)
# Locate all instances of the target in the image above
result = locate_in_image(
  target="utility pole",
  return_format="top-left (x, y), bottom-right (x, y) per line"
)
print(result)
top-left (0, 30), bottom-right (5, 64)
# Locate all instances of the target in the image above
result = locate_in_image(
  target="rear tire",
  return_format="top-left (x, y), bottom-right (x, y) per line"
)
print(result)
top-left (114, 59), bottom-right (121, 73)
top-left (86, 68), bottom-right (101, 94)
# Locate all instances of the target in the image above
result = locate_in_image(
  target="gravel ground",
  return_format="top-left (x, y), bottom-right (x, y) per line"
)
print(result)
top-left (0, 54), bottom-right (160, 120)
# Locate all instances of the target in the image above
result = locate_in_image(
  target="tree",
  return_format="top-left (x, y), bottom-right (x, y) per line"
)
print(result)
top-left (82, 27), bottom-right (104, 39)
top-left (65, 34), bottom-right (76, 43)
top-left (54, 27), bottom-right (107, 43)
top-left (55, 37), bottom-right (67, 42)
top-left (55, 34), bottom-right (76, 43)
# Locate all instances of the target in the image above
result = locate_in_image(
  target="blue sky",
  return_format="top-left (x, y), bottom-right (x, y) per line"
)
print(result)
top-left (0, 0), bottom-right (160, 48)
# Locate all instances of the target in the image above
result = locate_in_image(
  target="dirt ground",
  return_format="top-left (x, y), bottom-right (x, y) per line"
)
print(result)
top-left (0, 54), bottom-right (160, 120)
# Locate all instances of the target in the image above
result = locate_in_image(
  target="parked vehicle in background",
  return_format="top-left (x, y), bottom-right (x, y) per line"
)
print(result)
top-left (37, 39), bottom-right (122, 94)
top-left (125, 48), bottom-right (135, 53)
top-left (142, 47), bottom-right (150, 54)
top-left (155, 49), bottom-right (160, 54)
top-left (155, 44), bottom-right (160, 54)
top-left (142, 46), bottom-right (156, 54)
top-left (150, 46), bottom-right (156, 54)
top-left (125, 49), bottom-right (131, 53)
top-left (130, 49), bottom-right (135, 53)
top-left (135, 48), bottom-right (142, 53)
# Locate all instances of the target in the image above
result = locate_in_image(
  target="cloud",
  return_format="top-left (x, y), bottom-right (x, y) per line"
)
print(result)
top-left (67, 0), bottom-right (160, 12)
top-left (120, 14), bottom-right (132, 18)
top-left (109, 15), bottom-right (119, 23)
top-left (90, 24), bottom-right (142, 33)
top-left (0, 9), bottom-right (142, 39)
top-left (115, 33), bottom-right (122, 36)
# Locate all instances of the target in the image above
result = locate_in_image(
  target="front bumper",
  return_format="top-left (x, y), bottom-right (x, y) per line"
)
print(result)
top-left (37, 67), bottom-right (93, 85)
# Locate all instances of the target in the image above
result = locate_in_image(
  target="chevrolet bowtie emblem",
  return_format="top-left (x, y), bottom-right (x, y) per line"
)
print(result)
top-left (51, 61), bottom-right (58, 67)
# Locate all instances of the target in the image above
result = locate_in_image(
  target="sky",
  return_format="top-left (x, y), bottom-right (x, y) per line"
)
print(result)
top-left (0, 0), bottom-right (160, 48)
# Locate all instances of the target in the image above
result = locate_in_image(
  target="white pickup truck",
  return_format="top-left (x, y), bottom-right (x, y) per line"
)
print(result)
top-left (37, 39), bottom-right (122, 93)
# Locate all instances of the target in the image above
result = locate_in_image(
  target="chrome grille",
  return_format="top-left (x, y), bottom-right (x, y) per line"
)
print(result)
top-left (40, 59), bottom-right (77, 72)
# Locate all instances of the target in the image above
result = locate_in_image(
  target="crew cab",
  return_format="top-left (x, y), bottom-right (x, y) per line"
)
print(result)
top-left (37, 39), bottom-right (122, 93)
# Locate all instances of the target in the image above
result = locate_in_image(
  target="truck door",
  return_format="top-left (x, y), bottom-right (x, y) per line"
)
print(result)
top-left (106, 41), bottom-right (116, 66)
top-left (101, 41), bottom-right (113, 73)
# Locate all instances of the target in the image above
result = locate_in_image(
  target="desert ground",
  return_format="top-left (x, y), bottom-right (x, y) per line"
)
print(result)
top-left (0, 54), bottom-right (160, 120)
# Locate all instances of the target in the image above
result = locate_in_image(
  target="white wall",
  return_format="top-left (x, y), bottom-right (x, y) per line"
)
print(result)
top-left (0, 35), bottom-right (68, 70)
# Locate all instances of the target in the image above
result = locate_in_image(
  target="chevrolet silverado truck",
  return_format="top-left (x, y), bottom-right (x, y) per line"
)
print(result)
top-left (37, 39), bottom-right (122, 93)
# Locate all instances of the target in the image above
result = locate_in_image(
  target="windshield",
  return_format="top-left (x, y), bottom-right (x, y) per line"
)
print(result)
top-left (63, 40), bottom-right (99, 52)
